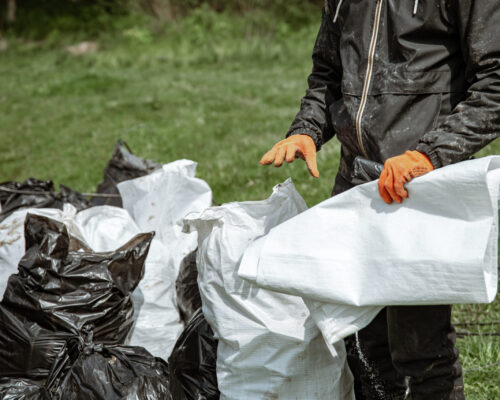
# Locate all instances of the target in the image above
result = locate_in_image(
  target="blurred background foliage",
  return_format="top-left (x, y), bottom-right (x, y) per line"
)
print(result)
top-left (0, 0), bottom-right (323, 40)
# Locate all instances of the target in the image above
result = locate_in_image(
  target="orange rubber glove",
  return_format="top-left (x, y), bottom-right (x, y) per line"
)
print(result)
top-left (260, 134), bottom-right (319, 178)
top-left (378, 150), bottom-right (434, 204)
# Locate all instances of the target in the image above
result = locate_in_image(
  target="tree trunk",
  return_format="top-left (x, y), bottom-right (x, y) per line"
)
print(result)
top-left (7, 0), bottom-right (16, 22)
top-left (143, 0), bottom-right (176, 21)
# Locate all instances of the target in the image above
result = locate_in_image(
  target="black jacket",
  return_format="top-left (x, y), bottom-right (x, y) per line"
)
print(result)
top-left (287, 0), bottom-right (500, 184)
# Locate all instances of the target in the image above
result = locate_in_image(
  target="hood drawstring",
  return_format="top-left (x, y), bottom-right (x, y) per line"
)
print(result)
top-left (333, 0), bottom-right (344, 23)
top-left (413, 0), bottom-right (419, 15)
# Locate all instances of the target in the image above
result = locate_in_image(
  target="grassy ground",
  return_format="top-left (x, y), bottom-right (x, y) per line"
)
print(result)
top-left (0, 10), bottom-right (499, 398)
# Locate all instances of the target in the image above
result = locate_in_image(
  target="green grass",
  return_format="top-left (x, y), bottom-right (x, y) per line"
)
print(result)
top-left (0, 11), bottom-right (499, 398)
top-left (0, 12), bottom-right (339, 206)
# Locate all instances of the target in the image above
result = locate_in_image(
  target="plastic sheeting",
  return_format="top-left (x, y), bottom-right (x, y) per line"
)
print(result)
top-left (168, 308), bottom-right (219, 400)
top-left (240, 157), bottom-right (500, 309)
top-left (184, 179), bottom-right (355, 400)
top-left (0, 214), bottom-right (152, 380)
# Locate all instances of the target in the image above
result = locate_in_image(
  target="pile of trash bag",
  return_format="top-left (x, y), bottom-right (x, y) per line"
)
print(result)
top-left (7, 144), bottom-right (494, 399)
top-left (0, 214), bottom-right (174, 399)
top-left (0, 144), bottom-right (219, 399)
top-left (0, 214), bottom-right (153, 377)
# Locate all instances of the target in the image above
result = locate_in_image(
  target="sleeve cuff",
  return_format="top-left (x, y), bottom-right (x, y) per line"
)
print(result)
top-left (286, 128), bottom-right (323, 151)
top-left (415, 143), bottom-right (442, 169)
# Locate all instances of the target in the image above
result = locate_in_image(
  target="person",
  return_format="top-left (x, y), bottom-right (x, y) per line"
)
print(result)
top-left (260, 1), bottom-right (500, 399)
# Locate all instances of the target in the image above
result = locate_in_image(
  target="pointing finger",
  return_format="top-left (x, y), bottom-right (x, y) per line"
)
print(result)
top-left (260, 146), bottom-right (278, 165)
top-left (304, 151), bottom-right (319, 178)
top-left (274, 146), bottom-right (287, 167)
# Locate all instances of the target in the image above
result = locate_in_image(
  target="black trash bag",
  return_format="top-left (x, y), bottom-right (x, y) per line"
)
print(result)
top-left (168, 308), bottom-right (219, 400)
top-left (0, 214), bottom-right (154, 380)
top-left (58, 184), bottom-right (90, 212)
top-left (176, 250), bottom-right (202, 323)
top-left (0, 378), bottom-right (50, 400)
top-left (351, 157), bottom-right (384, 185)
top-left (0, 178), bottom-right (90, 222)
top-left (0, 329), bottom-right (171, 400)
top-left (92, 140), bottom-right (161, 207)
top-left (47, 330), bottom-right (171, 400)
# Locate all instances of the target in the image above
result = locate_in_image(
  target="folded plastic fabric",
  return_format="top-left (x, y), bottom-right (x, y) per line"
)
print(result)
top-left (239, 156), bottom-right (500, 308)
top-left (0, 214), bottom-right (152, 380)
top-left (184, 179), bottom-right (357, 400)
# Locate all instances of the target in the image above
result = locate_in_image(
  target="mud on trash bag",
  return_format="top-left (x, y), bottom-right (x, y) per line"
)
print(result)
top-left (0, 178), bottom-right (89, 222)
top-left (0, 214), bottom-right (154, 379)
top-left (92, 140), bottom-right (161, 207)
top-left (176, 250), bottom-right (202, 323)
top-left (47, 330), bottom-right (171, 400)
top-left (168, 308), bottom-right (219, 400)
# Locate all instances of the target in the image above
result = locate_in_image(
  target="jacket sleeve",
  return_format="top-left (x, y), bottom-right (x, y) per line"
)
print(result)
top-left (286, 2), bottom-right (342, 151)
top-left (416, 1), bottom-right (500, 168)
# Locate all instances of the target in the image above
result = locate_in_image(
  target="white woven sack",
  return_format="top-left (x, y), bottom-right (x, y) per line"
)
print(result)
top-left (239, 156), bottom-right (500, 308)
top-left (184, 179), bottom-right (356, 400)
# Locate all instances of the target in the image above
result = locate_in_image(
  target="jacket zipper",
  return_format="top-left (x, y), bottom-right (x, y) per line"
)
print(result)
top-left (355, 0), bottom-right (383, 158)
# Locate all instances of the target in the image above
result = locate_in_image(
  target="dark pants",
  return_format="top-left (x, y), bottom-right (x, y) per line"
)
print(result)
top-left (332, 173), bottom-right (466, 400)
top-left (345, 306), bottom-right (465, 400)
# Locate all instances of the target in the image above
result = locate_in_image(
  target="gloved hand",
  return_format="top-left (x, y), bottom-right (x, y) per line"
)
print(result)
top-left (260, 134), bottom-right (319, 178)
top-left (378, 150), bottom-right (434, 204)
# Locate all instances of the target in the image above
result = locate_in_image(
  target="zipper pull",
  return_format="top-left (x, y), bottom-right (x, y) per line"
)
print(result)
top-left (333, 0), bottom-right (344, 23)
top-left (413, 0), bottom-right (419, 15)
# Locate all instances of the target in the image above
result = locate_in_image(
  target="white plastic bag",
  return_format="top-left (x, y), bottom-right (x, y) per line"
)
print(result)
top-left (118, 159), bottom-right (212, 281)
top-left (184, 179), bottom-right (356, 400)
top-left (239, 156), bottom-right (500, 308)
top-left (108, 159), bottom-right (211, 358)
top-left (0, 205), bottom-right (78, 298)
